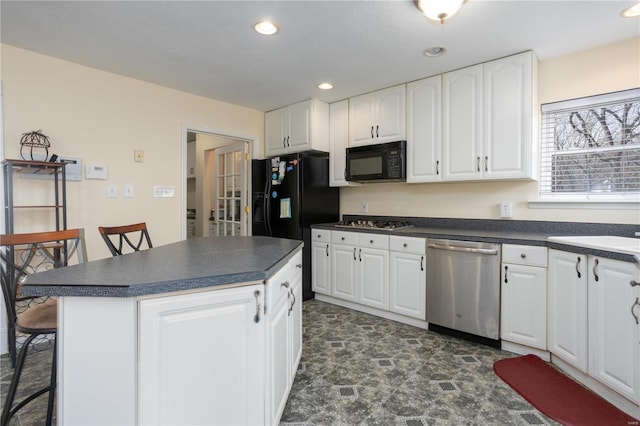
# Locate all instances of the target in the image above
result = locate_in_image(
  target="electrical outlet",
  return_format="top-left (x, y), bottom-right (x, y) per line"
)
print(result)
top-left (360, 201), bottom-right (368, 213)
top-left (134, 150), bottom-right (144, 162)
top-left (499, 201), bottom-right (513, 218)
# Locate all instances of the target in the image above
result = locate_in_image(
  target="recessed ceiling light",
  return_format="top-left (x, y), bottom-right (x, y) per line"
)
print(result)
top-left (254, 21), bottom-right (278, 35)
top-left (424, 46), bottom-right (447, 57)
top-left (622, 2), bottom-right (640, 17)
top-left (318, 82), bottom-right (334, 90)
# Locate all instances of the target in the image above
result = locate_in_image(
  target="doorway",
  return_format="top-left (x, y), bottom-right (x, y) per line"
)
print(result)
top-left (183, 128), bottom-right (253, 240)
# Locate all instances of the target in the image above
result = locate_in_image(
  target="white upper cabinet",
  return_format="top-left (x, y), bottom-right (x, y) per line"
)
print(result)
top-left (329, 100), bottom-right (360, 187)
top-left (265, 98), bottom-right (329, 157)
top-left (442, 51), bottom-right (538, 181)
top-left (406, 75), bottom-right (442, 183)
top-left (349, 85), bottom-right (406, 147)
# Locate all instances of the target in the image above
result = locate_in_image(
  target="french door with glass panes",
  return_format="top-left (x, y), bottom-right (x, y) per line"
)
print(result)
top-left (214, 142), bottom-right (248, 236)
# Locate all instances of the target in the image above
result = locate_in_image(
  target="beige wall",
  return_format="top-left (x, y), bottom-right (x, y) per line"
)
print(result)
top-left (1, 44), bottom-right (264, 259)
top-left (340, 37), bottom-right (640, 225)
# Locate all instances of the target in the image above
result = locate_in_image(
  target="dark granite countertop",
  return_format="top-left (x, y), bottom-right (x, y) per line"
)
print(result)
top-left (22, 236), bottom-right (303, 298)
top-left (313, 216), bottom-right (640, 264)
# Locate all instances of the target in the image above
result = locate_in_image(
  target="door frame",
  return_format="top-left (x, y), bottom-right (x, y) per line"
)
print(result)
top-left (181, 124), bottom-right (257, 240)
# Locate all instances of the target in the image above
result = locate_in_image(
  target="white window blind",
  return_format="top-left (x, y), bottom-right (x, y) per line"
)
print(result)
top-left (540, 88), bottom-right (640, 201)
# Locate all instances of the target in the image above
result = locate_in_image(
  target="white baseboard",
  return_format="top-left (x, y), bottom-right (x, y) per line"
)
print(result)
top-left (501, 340), bottom-right (550, 361)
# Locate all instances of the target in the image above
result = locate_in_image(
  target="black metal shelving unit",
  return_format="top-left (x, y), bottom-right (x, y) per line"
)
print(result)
top-left (2, 159), bottom-right (67, 234)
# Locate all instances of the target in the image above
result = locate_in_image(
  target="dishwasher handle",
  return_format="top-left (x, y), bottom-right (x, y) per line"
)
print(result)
top-left (427, 243), bottom-right (499, 255)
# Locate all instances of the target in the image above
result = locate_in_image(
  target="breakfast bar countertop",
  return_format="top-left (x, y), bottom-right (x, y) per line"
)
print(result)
top-left (22, 236), bottom-right (303, 298)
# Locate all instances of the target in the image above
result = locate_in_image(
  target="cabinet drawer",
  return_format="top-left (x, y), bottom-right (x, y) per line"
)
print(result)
top-left (357, 233), bottom-right (389, 250)
top-left (389, 236), bottom-right (426, 254)
top-left (332, 230), bottom-right (357, 245)
top-left (502, 244), bottom-right (547, 267)
top-left (311, 229), bottom-right (331, 243)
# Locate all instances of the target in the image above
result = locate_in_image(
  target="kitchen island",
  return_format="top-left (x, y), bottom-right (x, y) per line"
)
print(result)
top-left (23, 236), bottom-right (304, 426)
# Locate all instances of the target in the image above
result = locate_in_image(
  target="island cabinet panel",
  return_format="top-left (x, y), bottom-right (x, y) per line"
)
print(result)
top-left (138, 284), bottom-right (265, 426)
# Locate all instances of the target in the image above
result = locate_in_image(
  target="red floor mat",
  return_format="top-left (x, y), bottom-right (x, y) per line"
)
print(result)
top-left (493, 354), bottom-right (639, 426)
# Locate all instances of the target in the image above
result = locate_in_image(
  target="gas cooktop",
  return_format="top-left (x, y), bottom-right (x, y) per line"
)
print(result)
top-left (335, 220), bottom-right (413, 231)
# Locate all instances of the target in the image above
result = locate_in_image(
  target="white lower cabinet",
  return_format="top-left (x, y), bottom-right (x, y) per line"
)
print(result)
top-left (548, 249), bottom-right (588, 371)
top-left (389, 236), bottom-right (427, 320)
top-left (500, 245), bottom-right (547, 350)
top-left (587, 256), bottom-right (640, 404)
top-left (138, 284), bottom-right (265, 426)
top-left (265, 250), bottom-right (303, 425)
top-left (549, 249), bottom-right (640, 407)
top-left (311, 229), bottom-right (332, 295)
top-left (331, 231), bottom-right (389, 309)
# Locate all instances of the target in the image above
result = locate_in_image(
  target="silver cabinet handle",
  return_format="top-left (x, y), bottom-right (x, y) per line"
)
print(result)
top-left (576, 256), bottom-right (582, 279)
top-left (632, 297), bottom-right (640, 325)
top-left (317, 234), bottom-right (321, 238)
top-left (376, 125), bottom-right (379, 138)
top-left (341, 236), bottom-right (346, 241)
top-left (281, 281), bottom-right (290, 289)
top-left (420, 255), bottom-right (424, 271)
top-left (282, 137), bottom-right (286, 148)
top-left (288, 288), bottom-right (296, 316)
top-left (484, 156), bottom-right (488, 172)
top-left (296, 263), bottom-right (303, 269)
top-left (353, 247), bottom-right (356, 260)
top-left (286, 136), bottom-right (290, 147)
top-left (630, 280), bottom-right (639, 287)
top-left (593, 258), bottom-right (599, 282)
top-left (253, 290), bottom-right (261, 323)
top-left (436, 160), bottom-right (439, 175)
top-left (520, 253), bottom-right (527, 259)
top-left (359, 248), bottom-right (362, 262)
top-left (403, 243), bottom-right (408, 248)
top-left (370, 239), bottom-right (374, 244)
top-left (504, 265), bottom-right (508, 284)
top-left (371, 126), bottom-right (374, 138)
top-left (325, 244), bottom-right (329, 257)
top-left (476, 156), bottom-right (480, 172)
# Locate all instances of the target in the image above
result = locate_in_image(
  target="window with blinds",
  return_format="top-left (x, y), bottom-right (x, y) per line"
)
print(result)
top-left (540, 88), bottom-right (640, 200)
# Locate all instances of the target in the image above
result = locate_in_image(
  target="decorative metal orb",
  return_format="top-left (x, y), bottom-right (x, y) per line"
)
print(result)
top-left (20, 130), bottom-right (51, 161)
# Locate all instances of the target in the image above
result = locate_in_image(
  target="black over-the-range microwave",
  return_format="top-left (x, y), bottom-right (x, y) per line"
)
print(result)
top-left (345, 140), bottom-right (406, 182)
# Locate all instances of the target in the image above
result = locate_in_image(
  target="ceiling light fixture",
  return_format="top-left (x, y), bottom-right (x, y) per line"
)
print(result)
top-left (254, 21), bottom-right (278, 35)
top-left (424, 46), bottom-right (446, 57)
top-left (621, 2), bottom-right (640, 17)
top-left (318, 82), bottom-right (333, 90)
top-left (417, 0), bottom-right (464, 24)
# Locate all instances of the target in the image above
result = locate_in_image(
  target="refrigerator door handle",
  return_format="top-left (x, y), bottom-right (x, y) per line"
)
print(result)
top-left (264, 172), bottom-right (272, 236)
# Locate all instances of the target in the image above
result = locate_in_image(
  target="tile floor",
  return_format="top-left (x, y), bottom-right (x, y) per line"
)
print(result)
top-left (1, 300), bottom-right (557, 425)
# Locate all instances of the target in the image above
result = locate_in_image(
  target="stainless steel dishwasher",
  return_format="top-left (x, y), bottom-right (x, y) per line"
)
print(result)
top-left (426, 239), bottom-right (501, 343)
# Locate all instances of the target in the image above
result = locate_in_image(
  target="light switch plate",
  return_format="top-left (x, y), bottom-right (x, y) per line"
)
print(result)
top-left (123, 184), bottom-right (134, 198)
top-left (106, 184), bottom-right (117, 198)
top-left (499, 201), bottom-right (513, 218)
top-left (153, 186), bottom-right (174, 198)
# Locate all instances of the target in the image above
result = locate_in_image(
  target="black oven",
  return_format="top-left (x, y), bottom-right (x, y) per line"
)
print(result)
top-left (345, 140), bottom-right (406, 182)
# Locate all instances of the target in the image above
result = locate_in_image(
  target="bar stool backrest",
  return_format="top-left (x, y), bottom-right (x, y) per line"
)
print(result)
top-left (98, 222), bottom-right (153, 256)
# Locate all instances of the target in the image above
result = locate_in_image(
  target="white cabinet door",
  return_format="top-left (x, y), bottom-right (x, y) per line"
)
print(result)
top-left (311, 240), bottom-right (331, 295)
top-left (138, 285), bottom-right (265, 426)
top-left (376, 85), bottom-right (406, 143)
top-left (266, 289), bottom-right (290, 426)
top-left (331, 243), bottom-right (358, 302)
top-left (483, 52), bottom-right (534, 179)
top-left (500, 263), bottom-right (547, 349)
top-left (349, 85), bottom-right (405, 146)
top-left (548, 249), bottom-right (588, 372)
top-left (288, 99), bottom-right (312, 151)
top-left (265, 107), bottom-right (288, 156)
top-left (442, 64), bottom-right (483, 181)
top-left (289, 271), bottom-right (303, 379)
top-left (406, 75), bottom-right (442, 183)
top-left (389, 251), bottom-right (426, 320)
top-left (349, 92), bottom-right (377, 146)
top-left (329, 100), bottom-right (359, 187)
top-left (588, 257), bottom-right (640, 403)
top-left (357, 246), bottom-right (389, 310)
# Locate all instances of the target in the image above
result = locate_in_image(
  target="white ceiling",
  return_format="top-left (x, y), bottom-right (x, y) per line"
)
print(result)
top-left (1, 1), bottom-right (638, 112)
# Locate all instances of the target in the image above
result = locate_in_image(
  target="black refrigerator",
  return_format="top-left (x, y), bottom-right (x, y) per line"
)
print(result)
top-left (252, 151), bottom-right (339, 300)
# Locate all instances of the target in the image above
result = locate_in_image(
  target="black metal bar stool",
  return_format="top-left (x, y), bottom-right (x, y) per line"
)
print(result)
top-left (98, 222), bottom-right (152, 256)
top-left (1, 229), bottom-right (87, 426)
